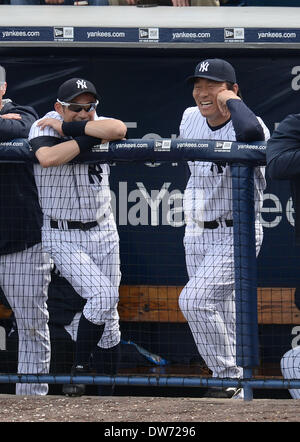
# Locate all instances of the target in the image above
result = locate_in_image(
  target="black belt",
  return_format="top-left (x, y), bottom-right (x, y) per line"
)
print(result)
top-left (203, 219), bottom-right (233, 229)
top-left (50, 220), bottom-right (98, 231)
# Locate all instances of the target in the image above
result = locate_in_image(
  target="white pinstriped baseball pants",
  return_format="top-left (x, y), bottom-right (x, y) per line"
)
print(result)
top-left (179, 223), bottom-right (262, 379)
top-left (42, 214), bottom-right (121, 349)
top-left (281, 347), bottom-right (300, 399)
top-left (0, 243), bottom-right (51, 395)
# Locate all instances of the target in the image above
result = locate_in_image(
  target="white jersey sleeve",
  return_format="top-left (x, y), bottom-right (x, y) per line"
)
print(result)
top-left (28, 111), bottom-right (63, 141)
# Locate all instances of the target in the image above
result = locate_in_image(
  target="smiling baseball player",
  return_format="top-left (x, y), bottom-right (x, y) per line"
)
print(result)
top-left (28, 77), bottom-right (127, 396)
top-left (178, 59), bottom-right (270, 399)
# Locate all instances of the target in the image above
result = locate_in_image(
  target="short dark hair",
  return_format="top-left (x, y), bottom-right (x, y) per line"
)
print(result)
top-left (226, 81), bottom-right (242, 99)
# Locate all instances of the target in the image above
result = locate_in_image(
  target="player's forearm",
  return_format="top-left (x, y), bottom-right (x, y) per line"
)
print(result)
top-left (61, 119), bottom-right (127, 141)
top-left (84, 119), bottom-right (127, 141)
top-left (227, 99), bottom-right (265, 142)
top-left (36, 139), bottom-right (80, 167)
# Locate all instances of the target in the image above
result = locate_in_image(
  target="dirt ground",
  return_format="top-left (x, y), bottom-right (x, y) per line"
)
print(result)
top-left (0, 394), bottom-right (299, 423)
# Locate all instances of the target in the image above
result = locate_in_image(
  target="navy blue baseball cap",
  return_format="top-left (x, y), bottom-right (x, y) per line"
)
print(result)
top-left (187, 59), bottom-right (237, 84)
top-left (0, 65), bottom-right (6, 84)
top-left (57, 78), bottom-right (99, 102)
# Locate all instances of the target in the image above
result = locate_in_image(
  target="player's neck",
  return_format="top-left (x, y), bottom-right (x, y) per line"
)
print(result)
top-left (207, 115), bottom-right (231, 130)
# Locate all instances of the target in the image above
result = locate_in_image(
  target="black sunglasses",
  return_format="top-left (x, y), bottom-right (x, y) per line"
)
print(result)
top-left (57, 99), bottom-right (99, 113)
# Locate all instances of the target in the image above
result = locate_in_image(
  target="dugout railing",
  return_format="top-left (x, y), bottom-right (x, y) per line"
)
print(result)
top-left (0, 137), bottom-right (299, 402)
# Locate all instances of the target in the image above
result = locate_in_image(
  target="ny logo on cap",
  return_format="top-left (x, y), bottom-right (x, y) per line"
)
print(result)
top-left (198, 61), bottom-right (209, 73)
top-left (76, 79), bottom-right (87, 89)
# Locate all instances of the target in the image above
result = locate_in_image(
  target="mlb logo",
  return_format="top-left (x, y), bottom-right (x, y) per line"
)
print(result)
top-left (63, 27), bottom-right (74, 39)
top-left (161, 139), bottom-right (171, 150)
top-left (234, 28), bottom-right (244, 40)
top-left (222, 142), bottom-right (232, 151)
top-left (148, 28), bottom-right (159, 40)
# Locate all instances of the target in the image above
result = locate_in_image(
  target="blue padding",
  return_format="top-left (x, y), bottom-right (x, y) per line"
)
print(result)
top-left (232, 165), bottom-right (259, 368)
top-left (0, 138), bottom-right (267, 165)
top-left (0, 138), bottom-right (34, 163)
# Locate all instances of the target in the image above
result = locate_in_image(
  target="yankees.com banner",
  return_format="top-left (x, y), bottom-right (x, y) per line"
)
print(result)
top-left (2, 46), bottom-right (300, 287)
top-left (0, 26), bottom-right (299, 45)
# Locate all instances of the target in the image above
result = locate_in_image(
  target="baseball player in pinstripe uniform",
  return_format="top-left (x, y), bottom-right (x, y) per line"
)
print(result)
top-left (28, 78), bottom-right (127, 396)
top-left (178, 59), bottom-right (270, 398)
top-left (0, 65), bottom-right (51, 395)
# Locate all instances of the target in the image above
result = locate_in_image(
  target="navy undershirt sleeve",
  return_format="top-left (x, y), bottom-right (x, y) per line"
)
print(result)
top-left (226, 99), bottom-right (265, 142)
top-left (266, 114), bottom-right (300, 180)
top-left (0, 103), bottom-right (38, 141)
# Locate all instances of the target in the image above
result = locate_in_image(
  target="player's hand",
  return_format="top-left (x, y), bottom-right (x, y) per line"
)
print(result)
top-left (0, 113), bottom-right (22, 120)
top-left (217, 89), bottom-right (240, 119)
top-left (37, 118), bottom-right (64, 135)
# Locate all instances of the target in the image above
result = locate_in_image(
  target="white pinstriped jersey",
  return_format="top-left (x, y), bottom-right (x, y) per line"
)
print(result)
top-left (28, 111), bottom-right (111, 222)
top-left (180, 106), bottom-right (270, 223)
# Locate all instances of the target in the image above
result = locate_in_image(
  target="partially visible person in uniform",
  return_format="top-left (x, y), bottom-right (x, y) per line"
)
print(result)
top-left (0, 65), bottom-right (51, 395)
top-left (28, 77), bottom-right (127, 396)
top-left (266, 113), bottom-right (300, 245)
top-left (178, 58), bottom-right (270, 399)
top-left (281, 346), bottom-right (300, 399)
top-left (266, 114), bottom-right (300, 400)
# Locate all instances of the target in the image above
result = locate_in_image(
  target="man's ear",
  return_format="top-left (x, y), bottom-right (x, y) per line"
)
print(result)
top-left (232, 83), bottom-right (243, 99)
top-left (54, 101), bottom-right (63, 115)
top-left (232, 83), bottom-right (239, 96)
top-left (0, 82), bottom-right (7, 95)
